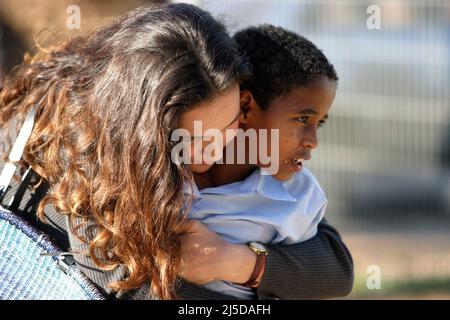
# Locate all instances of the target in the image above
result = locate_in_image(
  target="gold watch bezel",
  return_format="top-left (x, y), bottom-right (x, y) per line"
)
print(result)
top-left (248, 241), bottom-right (268, 255)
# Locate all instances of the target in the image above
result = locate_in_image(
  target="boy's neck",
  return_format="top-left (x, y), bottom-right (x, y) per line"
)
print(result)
top-left (213, 162), bottom-right (257, 186)
top-left (194, 138), bottom-right (258, 189)
top-left (210, 135), bottom-right (258, 187)
top-left (194, 162), bottom-right (256, 190)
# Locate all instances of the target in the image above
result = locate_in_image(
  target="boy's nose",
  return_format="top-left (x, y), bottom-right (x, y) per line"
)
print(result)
top-left (300, 127), bottom-right (319, 150)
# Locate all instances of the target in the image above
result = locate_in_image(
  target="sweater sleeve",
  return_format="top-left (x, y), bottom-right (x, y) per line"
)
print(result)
top-left (256, 218), bottom-right (354, 299)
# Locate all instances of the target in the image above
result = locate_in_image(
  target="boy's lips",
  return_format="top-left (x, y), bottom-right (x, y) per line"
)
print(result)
top-left (292, 153), bottom-right (311, 162)
top-left (288, 158), bottom-right (304, 173)
top-left (287, 153), bottom-right (311, 172)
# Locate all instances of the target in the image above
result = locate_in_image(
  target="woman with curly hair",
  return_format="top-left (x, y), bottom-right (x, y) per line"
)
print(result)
top-left (0, 2), bottom-right (251, 299)
top-left (0, 3), bottom-right (353, 300)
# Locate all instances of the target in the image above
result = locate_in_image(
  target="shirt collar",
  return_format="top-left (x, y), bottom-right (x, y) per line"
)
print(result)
top-left (186, 168), bottom-right (297, 202)
top-left (257, 170), bottom-right (297, 202)
top-left (183, 181), bottom-right (202, 199)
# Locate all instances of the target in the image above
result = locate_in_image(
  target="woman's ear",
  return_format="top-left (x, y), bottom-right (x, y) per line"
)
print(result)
top-left (239, 90), bottom-right (258, 124)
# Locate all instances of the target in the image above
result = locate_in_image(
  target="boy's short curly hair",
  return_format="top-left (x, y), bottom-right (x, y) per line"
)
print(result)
top-left (233, 24), bottom-right (338, 109)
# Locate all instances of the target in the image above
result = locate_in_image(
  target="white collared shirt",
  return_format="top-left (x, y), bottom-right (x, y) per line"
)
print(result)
top-left (186, 166), bottom-right (327, 299)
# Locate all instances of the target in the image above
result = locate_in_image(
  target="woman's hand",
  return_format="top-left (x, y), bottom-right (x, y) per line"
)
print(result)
top-left (178, 220), bottom-right (257, 285)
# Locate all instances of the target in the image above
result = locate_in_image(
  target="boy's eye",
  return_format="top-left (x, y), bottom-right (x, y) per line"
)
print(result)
top-left (295, 116), bottom-right (327, 128)
top-left (318, 120), bottom-right (326, 128)
top-left (296, 116), bottom-right (309, 123)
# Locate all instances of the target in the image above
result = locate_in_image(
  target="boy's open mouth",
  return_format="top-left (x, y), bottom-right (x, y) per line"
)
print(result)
top-left (291, 158), bottom-right (304, 167)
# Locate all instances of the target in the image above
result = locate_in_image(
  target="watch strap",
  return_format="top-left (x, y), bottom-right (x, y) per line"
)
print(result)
top-left (242, 249), bottom-right (267, 288)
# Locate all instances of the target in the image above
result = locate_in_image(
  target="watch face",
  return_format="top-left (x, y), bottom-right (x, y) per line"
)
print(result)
top-left (249, 241), bottom-right (266, 251)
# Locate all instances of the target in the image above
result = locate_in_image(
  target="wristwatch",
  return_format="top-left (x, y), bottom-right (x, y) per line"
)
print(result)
top-left (242, 241), bottom-right (268, 288)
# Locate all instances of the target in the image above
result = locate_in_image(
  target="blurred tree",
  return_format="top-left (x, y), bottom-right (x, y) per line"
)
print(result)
top-left (0, 0), bottom-right (168, 81)
top-left (0, 19), bottom-right (26, 88)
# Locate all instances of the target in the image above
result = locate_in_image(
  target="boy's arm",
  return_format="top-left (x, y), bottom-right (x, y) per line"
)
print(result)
top-left (256, 218), bottom-right (354, 299)
top-left (298, 202), bottom-right (327, 242)
top-left (177, 217), bottom-right (354, 300)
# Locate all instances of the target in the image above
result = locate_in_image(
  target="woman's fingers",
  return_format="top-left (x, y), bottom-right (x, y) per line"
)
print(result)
top-left (178, 219), bottom-right (229, 284)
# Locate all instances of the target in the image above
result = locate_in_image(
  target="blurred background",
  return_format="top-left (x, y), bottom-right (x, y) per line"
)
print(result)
top-left (1, 0), bottom-right (449, 299)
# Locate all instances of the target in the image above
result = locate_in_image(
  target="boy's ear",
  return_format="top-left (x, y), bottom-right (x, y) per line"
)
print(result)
top-left (239, 90), bottom-right (259, 124)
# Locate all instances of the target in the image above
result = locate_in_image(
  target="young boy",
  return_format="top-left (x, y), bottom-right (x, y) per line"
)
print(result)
top-left (188, 24), bottom-right (338, 299)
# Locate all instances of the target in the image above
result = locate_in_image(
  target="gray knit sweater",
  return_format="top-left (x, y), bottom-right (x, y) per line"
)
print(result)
top-left (1, 167), bottom-right (354, 300)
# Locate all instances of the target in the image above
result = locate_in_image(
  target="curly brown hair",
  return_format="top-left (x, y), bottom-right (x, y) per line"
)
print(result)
top-left (0, 3), bottom-right (249, 299)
